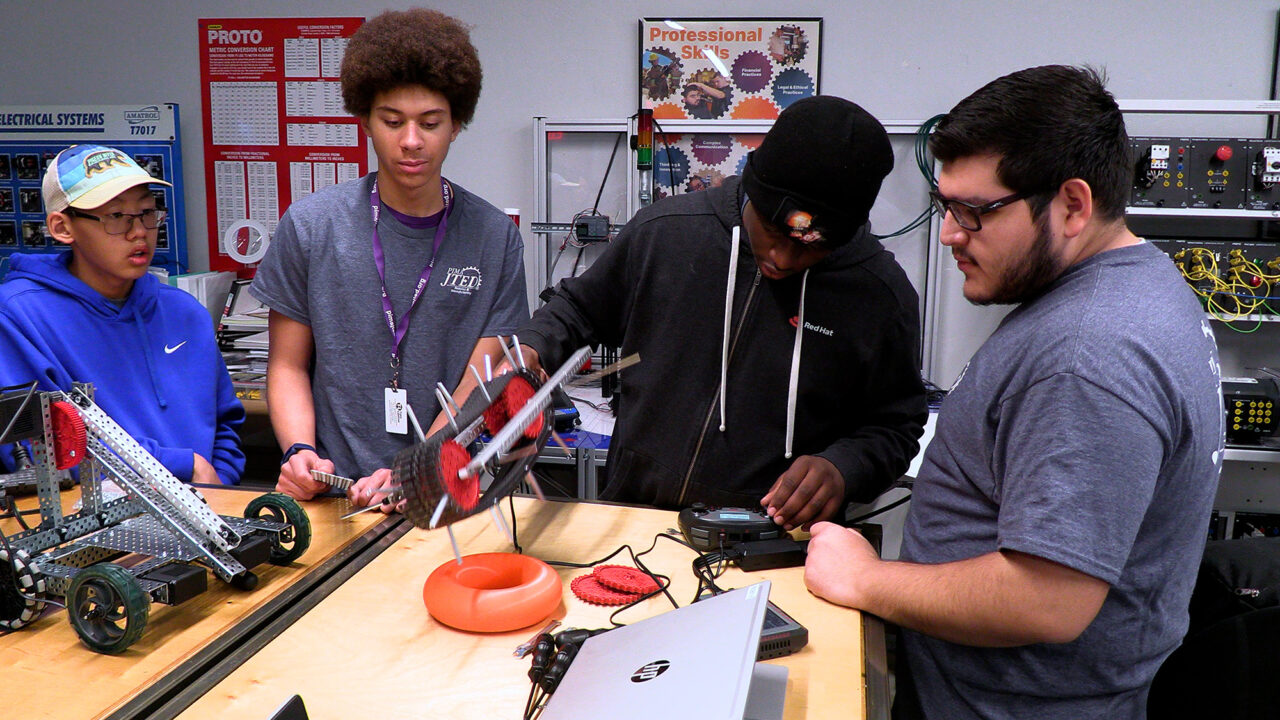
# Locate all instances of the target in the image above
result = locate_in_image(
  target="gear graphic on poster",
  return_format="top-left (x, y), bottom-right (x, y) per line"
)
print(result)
top-left (731, 97), bottom-right (780, 120)
top-left (641, 46), bottom-right (683, 102)
top-left (732, 50), bottom-right (773, 94)
top-left (684, 168), bottom-right (725, 194)
top-left (772, 68), bottom-right (816, 110)
top-left (690, 134), bottom-right (734, 167)
top-left (654, 145), bottom-right (690, 194)
top-left (767, 25), bottom-right (809, 67)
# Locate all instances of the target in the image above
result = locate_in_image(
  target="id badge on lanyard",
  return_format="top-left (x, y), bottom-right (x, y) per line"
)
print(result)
top-left (372, 177), bottom-right (452, 433)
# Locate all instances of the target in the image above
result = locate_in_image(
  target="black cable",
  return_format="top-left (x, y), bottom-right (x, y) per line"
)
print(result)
top-left (543, 534), bottom-right (680, 621)
top-left (652, 118), bottom-right (677, 195)
top-left (569, 246), bottom-right (585, 278)
top-left (0, 496), bottom-right (38, 531)
top-left (845, 494), bottom-right (912, 525)
top-left (565, 393), bottom-right (610, 413)
top-left (592, 133), bottom-right (623, 214)
top-left (546, 241), bottom-right (568, 281)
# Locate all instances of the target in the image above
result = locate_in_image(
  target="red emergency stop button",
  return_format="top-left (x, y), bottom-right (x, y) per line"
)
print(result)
top-left (1216, 145), bottom-right (1234, 162)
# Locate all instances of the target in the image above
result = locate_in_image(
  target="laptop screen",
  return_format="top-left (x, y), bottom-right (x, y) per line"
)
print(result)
top-left (541, 581), bottom-right (772, 720)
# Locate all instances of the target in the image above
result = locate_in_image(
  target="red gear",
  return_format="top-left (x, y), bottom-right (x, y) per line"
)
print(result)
top-left (438, 440), bottom-right (478, 510)
top-left (570, 573), bottom-right (642, 606)
top-left (594, 565), bottom-right (661, 595)
top-left (483, 375), bottom-right (543, 441)
top-left (49, 401), bottom-right (87, 470)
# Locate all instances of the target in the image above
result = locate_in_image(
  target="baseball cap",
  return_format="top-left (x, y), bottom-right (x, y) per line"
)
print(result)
top-left (42, 144), bottom-right (171, 213)
top-left (741, 96), bottom-right (893, 246)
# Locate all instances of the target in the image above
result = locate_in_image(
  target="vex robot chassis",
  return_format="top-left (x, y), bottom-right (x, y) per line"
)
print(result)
top-left (0, 382), bottom-right (310, 654)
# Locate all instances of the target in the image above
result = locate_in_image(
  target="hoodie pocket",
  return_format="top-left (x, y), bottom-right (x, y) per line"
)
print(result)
top-left (600, 446), bottom-right (683, 508)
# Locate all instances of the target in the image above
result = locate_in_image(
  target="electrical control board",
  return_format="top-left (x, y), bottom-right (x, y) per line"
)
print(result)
top-left (1222, 376), bottom-right (1279, 443)
top-left (1131, 135), bottom-right (1280, 324)
top-left (1131, 136), bottom-right (1280, 210)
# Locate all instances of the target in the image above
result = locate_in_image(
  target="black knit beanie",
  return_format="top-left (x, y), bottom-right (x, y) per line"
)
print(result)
top-left (741, 96), bottom-right (893, 245)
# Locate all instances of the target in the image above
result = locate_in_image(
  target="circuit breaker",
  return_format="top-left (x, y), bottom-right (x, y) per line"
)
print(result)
top-left (1245, 142), bottom-right (1280, 210)
top-left (1130, 137), bottom-right (1190, 208)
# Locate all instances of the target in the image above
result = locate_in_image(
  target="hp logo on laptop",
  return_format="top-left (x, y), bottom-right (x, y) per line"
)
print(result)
top-left (631, 660), bottom-right (670, 682)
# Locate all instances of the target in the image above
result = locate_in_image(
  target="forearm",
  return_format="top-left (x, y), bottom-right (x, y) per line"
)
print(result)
top-left (817, 421), bottom-right (923, 503)
top-left (429, 337), bottom-right (507, 434)
top-left (266, 311), bottom-right (319, 451)
top-left (846, 551), bottom-right (1107, 647)
top-left (520, 236), bottom-right (633, 367)
top-left (266, 362), bottom-right (317, 450)
top-left (520, 293), bottom-right (601, 371)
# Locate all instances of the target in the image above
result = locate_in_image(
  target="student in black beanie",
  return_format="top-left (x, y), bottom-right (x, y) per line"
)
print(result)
top-left (518, 97), bottom-right (927, 529)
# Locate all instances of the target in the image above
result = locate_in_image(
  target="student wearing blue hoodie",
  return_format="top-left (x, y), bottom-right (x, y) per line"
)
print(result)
top-left (0, 144), bottom-right (244, 485)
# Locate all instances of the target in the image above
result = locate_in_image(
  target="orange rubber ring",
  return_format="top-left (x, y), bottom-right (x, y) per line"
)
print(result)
top-left (422, 552), bottom-right (562, 632)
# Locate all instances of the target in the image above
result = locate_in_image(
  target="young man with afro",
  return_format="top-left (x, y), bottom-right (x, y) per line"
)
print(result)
top-left (250, 8), bottom-right (528, 503)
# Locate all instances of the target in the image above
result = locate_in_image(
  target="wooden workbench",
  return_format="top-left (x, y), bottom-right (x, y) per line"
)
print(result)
top-left (175, 497), bottom-right (886, 720)
top-left (0, 486), bottom-right (396, 720)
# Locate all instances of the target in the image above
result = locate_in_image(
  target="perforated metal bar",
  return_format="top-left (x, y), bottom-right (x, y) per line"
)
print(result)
top-left (85, 439), bottom-right (247, 580)
top-left (71, 388), bottom-right (239, 552)
top-left (463, 346), bottom-right (592, 475)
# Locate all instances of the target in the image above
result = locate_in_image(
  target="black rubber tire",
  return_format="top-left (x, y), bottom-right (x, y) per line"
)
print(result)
top-left (244, 492), bottom-right (312, 565)
top-left (67, 563), bottom-right (149, 654)
top-left (231, 570), bottom-right (259, 591)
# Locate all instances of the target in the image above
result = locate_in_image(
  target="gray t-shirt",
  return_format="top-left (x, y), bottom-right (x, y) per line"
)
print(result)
top-left (250, 173), bottom-right (528, 477)
top-left (900, 241), bottom-right (1223, 719)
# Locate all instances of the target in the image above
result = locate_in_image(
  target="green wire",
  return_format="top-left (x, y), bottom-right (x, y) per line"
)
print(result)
top-left (873, 114), bottom-right (947, 241)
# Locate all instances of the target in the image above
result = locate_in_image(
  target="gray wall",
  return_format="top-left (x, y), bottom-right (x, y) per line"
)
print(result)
top-left (4, 0), bottom-right (1278, 382)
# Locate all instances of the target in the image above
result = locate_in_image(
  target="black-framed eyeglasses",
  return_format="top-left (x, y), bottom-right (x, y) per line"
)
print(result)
top-left (928, 190), bottom-right (1031, 232)
top-left (64, 207), bottom-right (167, 235)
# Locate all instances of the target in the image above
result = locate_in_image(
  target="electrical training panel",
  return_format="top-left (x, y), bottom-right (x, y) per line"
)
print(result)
top-left (1131, 136), bottom-right (1280, 322)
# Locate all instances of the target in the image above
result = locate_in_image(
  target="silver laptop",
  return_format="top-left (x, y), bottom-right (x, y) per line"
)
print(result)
top-left (541, 580), bottom-right (788, 720)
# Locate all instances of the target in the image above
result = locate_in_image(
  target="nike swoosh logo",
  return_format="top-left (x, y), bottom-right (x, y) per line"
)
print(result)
top-left (164, 341), bottom-right (188, 354)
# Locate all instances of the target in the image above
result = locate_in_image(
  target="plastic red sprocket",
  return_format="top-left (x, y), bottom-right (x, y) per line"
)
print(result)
top-left (483, 375), bottom-right (543, 441)
top-left (49, 401), bottom-right (87, 470)
top-left (570, 573), bottom-right (642, 606)
top-left (594, 565), bottom-right (660, 595)
top-left (438, 439), bottom-right (478, 511)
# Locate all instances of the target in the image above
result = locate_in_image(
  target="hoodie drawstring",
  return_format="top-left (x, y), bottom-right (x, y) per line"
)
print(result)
top-left (135, 313), bottom-right (167, 408)
top-left (719, 224), bottom-right (806, 460)
top-left (785, 269), bottom-right (809, 459)
top-left (719, 226), bottom-right (740, 432)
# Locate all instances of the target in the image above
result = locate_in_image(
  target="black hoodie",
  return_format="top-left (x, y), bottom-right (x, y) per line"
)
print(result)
top-left (520, 177), bottom-right (926, 510)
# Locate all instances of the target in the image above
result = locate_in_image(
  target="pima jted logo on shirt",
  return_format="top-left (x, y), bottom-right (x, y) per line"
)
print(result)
top-left (441, 266), bottom-right (482, 295)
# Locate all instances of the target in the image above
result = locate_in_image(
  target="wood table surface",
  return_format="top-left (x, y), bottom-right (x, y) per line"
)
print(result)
top-left (0, 486), bottom-right (393, 720)
top-left (175, 497), bottom-right (883, 720)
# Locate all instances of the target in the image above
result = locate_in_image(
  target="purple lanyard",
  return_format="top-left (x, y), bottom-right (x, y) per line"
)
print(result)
top-left (371, 177), bottom-right (452, 387)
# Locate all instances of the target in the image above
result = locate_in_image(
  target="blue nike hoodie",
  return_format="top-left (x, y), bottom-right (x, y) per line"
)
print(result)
top-left (0, 252), bottom-right (244, 484)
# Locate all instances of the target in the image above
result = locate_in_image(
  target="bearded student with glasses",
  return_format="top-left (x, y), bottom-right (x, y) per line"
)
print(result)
top-left (0, 144), bottom-right (245, 486)
top-left (806, 66), bottom-right (1223, 719)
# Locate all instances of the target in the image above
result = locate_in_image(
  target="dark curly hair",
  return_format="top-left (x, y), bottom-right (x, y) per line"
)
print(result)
top-left (340, 8), bottom-right (482, 126)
